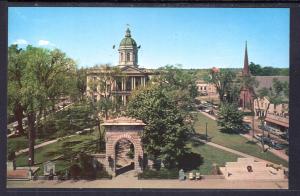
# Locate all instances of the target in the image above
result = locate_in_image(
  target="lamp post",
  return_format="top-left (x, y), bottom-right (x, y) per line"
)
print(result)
top-left (205, 122), bottom-right (208, 141)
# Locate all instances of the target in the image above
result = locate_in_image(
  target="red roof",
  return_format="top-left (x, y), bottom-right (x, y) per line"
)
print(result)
top-left (103, 116), bottom-right (145, 126)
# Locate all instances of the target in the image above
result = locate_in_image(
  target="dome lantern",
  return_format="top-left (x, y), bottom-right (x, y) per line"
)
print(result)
top-left (118, 28), bottom-right (138, 67)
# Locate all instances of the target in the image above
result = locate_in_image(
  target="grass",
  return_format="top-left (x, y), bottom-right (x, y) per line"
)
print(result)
top-left (7, 101), bottom-right (98, 153)
top-left (186, 142), bottom-right (240, 175)
top-left (8, 136), bottom-right (45, 153)
top-left (193, 112), bottom-right (288, 167)
top-left (15, 132), bottom-right (99, 174)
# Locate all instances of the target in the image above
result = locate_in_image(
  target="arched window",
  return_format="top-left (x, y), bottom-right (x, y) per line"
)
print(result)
top-left (121, 53), bottom-right (123, 61)
top-left (127, 53), bottom-right (130, 61)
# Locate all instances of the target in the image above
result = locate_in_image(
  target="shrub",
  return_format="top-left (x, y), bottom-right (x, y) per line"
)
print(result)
top-left (138, 168), bottom-right (178, 179)
top-left (96, 170), bottom-right (112, 179)
top-left (69, 164), bottom-right (81, 179)
top-left (78, 152), bottom-right (97, 179)
top-left (178, 152), bottom-right (203, 171)
top-left (126, 150), bottom-right (134, 159)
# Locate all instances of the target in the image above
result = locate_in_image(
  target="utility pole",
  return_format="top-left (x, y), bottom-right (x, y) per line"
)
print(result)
top-left (206, 122), bottom-right (208, 141)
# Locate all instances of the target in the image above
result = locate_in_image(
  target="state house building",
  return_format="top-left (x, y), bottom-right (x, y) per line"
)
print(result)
top-left (86, 28), bottom-right (155, 105)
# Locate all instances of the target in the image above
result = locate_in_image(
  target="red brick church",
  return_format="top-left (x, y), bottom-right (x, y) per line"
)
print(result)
top-left (239, 42), bottom-right (255, 110)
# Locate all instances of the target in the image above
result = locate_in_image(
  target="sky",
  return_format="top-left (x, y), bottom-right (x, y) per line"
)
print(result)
top-left (8, 7), bottom-right (289, 69)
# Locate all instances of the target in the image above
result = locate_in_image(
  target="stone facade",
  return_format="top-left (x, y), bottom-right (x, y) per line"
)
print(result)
top-left (86, 28), bottom-right (155, 106)
top-left (196, 79), bottom-right (217, 96)
top-left (102, 117), bottom-right (145, 176)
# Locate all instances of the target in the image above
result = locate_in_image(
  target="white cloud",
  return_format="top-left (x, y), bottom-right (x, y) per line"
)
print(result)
top-left (13, 39), bottom-right (28, 45)
top-left (38, 40), bottom-right (55, 46)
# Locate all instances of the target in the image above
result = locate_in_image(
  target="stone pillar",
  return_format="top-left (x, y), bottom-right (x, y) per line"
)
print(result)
top-left (133, 77), bottom-right (136, 90)
top-left (124, 78), bottom-right (127, 91)
top-left (121, 78), bottom-right (124, 91)
top-left (124, 96), bottom-right (127, 106)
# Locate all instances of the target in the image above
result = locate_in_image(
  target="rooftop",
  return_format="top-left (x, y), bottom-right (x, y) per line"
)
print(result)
top-left (102, 116), bottom-right (146, 126)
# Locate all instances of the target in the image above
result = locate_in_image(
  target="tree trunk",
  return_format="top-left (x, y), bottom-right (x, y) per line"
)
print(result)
top-left (250, 99), bottom-right (255, 139)
top-left (14, 103), bottom-right (24, 135)
top-left (27, 111), bottom-right (36, 166)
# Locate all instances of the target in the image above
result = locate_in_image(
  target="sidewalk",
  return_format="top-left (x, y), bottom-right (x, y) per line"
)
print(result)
top-left (199, 111), bottom-right (289, 165)
top-left (196, 137), bottom-right (288, 170)
top-left (7, 103), bottom-right (74, 138)
top-left (240, 133), bottom-right (289, 162)
top-left (6, 178), bottom-right (288, 189)
top-left (200, 111), bottom-right (217, 120)
top-left (15, 135), bottom-right (76, 156)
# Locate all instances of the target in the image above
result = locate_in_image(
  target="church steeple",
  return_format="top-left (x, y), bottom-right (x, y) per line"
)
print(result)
top-left (242, 41), bottom-right (250, 76)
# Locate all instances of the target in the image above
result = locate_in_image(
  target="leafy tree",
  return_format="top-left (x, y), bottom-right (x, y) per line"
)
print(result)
top-left (217, 103), bottom-right (244, 133)
top-left (205, 68), bottom-right (237, 103)
top-left (237, 75), bottom-right (259, 138)
top-left (75, 68), bottom-right (87, 101)
top-left (8, 45), bottom-right (26, 134)
top-left (8, 45), bottom-right (77, 165)
top-left (249, 62), bottom-right (262, 76)
top-left (126, 84), bottom-right (193, 169)
top-left (87, 64), bottom-right (122, 152)
top-left (153, 65), bottom-right (198, 112)
top-left (249, 62), bottom-right (289, 76)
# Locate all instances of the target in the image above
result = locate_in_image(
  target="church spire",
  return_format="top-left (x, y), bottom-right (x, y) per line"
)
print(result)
top-left (243, 41), bottom-right (250, 76)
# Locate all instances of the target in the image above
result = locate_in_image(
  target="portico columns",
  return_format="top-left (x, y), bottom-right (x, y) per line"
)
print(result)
top-left (121, 78), bottom-right (125, 91)
top-left (131, 77), bottom-right (134, 90)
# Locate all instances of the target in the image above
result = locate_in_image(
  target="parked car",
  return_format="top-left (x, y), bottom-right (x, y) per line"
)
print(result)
top-left (203, 109), bottom-right (211, 113)
top-left (256, 135), bottom-right (272, 145)
top-left (270, 128), bottom-right (284, 136)
top-left (270, 141), bottom-right (285, 150)
top-left (280, 133), bottom-right (289, 140)
top-left (243, 124), bottom-right (252, 131)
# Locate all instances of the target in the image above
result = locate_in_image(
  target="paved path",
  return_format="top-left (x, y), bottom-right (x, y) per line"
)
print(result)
top-left (7, 103), bottom-right (74, 138)
top-left (198, 111), bottom-right (289, 164)
top-left (6, 179), bottom-right (288, 189)
top-left (195, 138), bottom-right (288, 170)
top-left (200, 111), bottom-right (217, 120)
top-left (241, 133), bottom-right (289, 162)
top-left (15, 135), bottom-right (76, 156)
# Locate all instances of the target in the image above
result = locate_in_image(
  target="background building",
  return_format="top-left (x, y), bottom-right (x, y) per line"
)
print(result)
top-left (196, 79), bottom-right (217, 96)
top-left (86, 28), bottom-right (154, 106)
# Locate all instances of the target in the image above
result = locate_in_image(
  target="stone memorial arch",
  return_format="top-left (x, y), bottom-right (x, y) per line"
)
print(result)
top-left (102, 117), bottom-right (145, 176)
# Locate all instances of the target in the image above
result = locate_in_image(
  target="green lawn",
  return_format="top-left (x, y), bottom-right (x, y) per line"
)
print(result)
top-left (187, 141), bottom-right (240, 175)
top-left (8, 101), bottom-right (98, 153)
top-left (8, 136), bottom-right (45, 153)
top-left (194, 112), bottom-right (288, 167)
top-left (15, 131), bottom-right (99, 174)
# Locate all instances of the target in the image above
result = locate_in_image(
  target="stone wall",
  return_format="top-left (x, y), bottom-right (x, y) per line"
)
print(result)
top-left (105, 128), bottom-right (143, 176)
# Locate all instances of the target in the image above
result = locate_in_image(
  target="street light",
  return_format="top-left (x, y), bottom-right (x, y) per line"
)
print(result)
top-left (28, 157), bottom-right (32, 173)
top-left (205, 122), bottom-right (208, 141)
